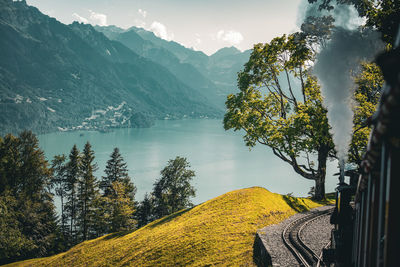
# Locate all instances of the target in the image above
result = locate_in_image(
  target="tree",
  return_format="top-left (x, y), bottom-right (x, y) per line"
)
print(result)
top-left (51, 155), bottom-right (68, 237)
top-left (308, 0), bottom-right (400, 45)
top-left (136, 193), bottom-right (155, 227)
top-left (349, 63), bottom-right (383, 165)
top-left (97, 148), bottom-right (137, 234)
top-left (106, 181), bottom-right (137, 232)
top-left (0, 191), bottom-right (34, 265)
top-left (224, 34), bottom-right (335, 200)
top-left (64, 145), bottom-right (81, 243)
top-left (0, 131), bottom-right (59, 263)
top-left (77, 142), bottom-right (99, 241)
top-left (152, 156), bottom-right (196, 218)
top-left (100, 147), bottom-right (136, 197)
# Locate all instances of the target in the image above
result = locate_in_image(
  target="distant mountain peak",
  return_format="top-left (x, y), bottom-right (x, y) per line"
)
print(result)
top-left (211, 46), bottom-right (241, 58)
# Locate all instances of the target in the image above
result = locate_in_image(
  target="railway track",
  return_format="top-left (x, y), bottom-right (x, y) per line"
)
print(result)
top-left (282, 208), bottom-right (333, 267)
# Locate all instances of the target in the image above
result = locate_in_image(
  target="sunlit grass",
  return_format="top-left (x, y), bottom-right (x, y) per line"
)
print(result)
top-left (10, 187), bottom-right (332, 266)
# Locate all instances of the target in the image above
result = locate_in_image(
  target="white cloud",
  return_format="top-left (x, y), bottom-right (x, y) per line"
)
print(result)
top-left (72, 13), bottom-right (89, 24)
top-left (195, 33), bottom-right (201, 44)
top-left (89, 10), bottom-right (107, 26)
top-left (138, 9), bottom-right (147, 18)
top-left (216, 30), bottom-right (244, 45)
top-left (134, 19), bottom-right (146, 28)
top-left (150, 21), bottom-right (174, 41)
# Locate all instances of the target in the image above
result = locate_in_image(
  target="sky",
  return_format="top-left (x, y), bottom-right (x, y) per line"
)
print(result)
top-left (26, 0), bottom-right (303, 55)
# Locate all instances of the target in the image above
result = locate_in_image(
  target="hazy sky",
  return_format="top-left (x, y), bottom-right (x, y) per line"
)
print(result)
top-left (26, 0), bottom-right (303, 55)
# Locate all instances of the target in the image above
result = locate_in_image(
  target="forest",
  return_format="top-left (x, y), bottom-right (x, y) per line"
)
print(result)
top-left (0, 131), bottom-right (196, 264)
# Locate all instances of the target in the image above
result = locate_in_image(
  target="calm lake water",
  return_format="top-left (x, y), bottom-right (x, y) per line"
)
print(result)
top-left (38, 119), bottom-right (339, 204)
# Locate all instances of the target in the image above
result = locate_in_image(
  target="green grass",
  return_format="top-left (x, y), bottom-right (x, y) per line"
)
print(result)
top-left (10, 187), bottom-right (332, 266)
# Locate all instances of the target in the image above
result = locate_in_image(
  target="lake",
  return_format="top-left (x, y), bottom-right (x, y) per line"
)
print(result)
top-left (38, 119), bottom-right (339, 204)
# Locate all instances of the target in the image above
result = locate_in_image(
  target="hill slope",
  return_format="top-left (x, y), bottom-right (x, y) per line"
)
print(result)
top-left (12, 187), bottom-right (327, 266)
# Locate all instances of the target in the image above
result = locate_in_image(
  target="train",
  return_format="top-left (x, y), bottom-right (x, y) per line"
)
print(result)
top-left (323, 38), bottom-right (400, 266)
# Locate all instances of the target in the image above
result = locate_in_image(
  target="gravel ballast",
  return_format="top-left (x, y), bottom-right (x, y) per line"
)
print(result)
top-left (256, 205), bottom-right (334, 266)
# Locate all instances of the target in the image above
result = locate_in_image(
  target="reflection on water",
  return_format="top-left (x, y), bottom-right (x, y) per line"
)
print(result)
top-left (38, 119), bottom-right (338, 204)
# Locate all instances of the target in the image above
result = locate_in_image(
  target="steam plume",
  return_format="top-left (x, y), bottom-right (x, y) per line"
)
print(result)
top-left (299, 0), bottom-right (383, 161)
top-left (314, 27), bottom-right (382, 160)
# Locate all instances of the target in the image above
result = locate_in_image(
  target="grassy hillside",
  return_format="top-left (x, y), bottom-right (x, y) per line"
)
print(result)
top-left (10, 187), bottom-right (330, 266)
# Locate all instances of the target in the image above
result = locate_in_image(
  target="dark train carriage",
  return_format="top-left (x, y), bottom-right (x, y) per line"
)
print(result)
top-left (352, 45), bottom-right (400, 267)
top-left (325, 34), bottom-right (400, 267)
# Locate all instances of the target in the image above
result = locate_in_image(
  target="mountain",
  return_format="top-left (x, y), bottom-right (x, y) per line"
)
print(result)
top-left (96, 26), bottom-right (252, 101)
top-left (9, 187), bottom-right (326, 266)
top-left (0, 0), bottom-right (220, 135)
top-left (208, 47), bottom-right (252, 92)
top-left (96, 26), bottom-right (223, 107)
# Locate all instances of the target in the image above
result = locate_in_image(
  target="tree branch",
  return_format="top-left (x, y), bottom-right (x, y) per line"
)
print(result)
top-left (271, 148), bottom-right (315, 180)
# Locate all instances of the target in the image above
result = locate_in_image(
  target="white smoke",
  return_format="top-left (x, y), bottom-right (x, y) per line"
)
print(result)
top-left (311, 7), bottom-right (383, 160)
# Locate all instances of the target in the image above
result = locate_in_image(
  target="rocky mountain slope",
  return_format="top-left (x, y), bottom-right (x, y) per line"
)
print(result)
top-left (96, 26), bottom-right (252, 106)
top-left (0, 0), bottom-right (221, 135)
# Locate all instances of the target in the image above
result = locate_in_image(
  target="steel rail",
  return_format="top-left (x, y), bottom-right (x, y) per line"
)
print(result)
top-left (282, 209), bottom-right (333, 267)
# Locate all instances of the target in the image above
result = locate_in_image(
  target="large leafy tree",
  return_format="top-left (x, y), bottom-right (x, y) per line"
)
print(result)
top-left (349, 63), bottom-right (383, 165)
top-left (152, 156), bottom-right (196, 218)
top-left (224, 34), bottom-right (334, 200)
top-left (308, 0), bottom-right (400, 45)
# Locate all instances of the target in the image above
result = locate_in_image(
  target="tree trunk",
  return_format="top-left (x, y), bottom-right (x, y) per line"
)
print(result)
top-left (314, 145), bottom-right (329, 200)
top-left (314, 176), bottom-right (325, 200)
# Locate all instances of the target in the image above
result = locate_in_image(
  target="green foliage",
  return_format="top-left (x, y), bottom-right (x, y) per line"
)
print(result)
top-left (0, 131), bottom-right (59, 264)
top-left (105, 181), bottom-right (137, 232)
top-left (152, 156), bottom-right (196, 219)
top-left (64, 145), bottom-right (81, 244)
top-left (100, 148), bottom-right (136, 198)
top-left (96, 148), bottom-right (137, 234)
top-left (51, 155), bottom-right (68, 236)
top-left (77, 142), bottom-right (100, 240)
top-left (349, 63), bottom-right (383, 165)
top-left (224, 34), bottom-right (334, 200)
top-left (300, 15), bottom-right (335, 50)
top-left (0, 191), bottom-right (34, 264)
top-left (308, 0), bottom-right (400, 45)
top-left (136, 193), bottom-right (155, 228)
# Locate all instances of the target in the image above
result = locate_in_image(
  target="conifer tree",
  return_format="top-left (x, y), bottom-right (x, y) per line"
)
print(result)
top-left (98, 148), bottom-right (137, 233)
top-left (77, 142), bottom-right (99, 241)
top-left (0, 131), bottom-right (59, 263)
top-left (51, 155), bottom-right (68, 236)
top-left (136, 193), bottom-right (154, 227)
top-left (100, 147), bottom-right (136, 197)
top-left (65, 145), bottom-right (80, 243)
top-left (107, 181), bottom-right (136, 232)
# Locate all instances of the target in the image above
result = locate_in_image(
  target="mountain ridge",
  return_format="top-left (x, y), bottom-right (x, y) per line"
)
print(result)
top-left (0, 0), bottom-right (221, 135)
top-left (95, 25), bottom-right (252, 100)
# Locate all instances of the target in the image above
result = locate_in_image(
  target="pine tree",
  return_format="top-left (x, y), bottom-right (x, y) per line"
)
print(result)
top-left (107, 181), bottom-right (136, 232)
top-left (64, 145), bottom-right (80, 243)
top-left (0, 131), bottom-right (59, 263)
top-left (77, 142), bottom-right (99, 241)
top-left (51, 155), bottom-right (68, 237)
top-left (136, 193), bottom-right (154, 227)
top-left (98, 148), bottom-right (137, 233)
top-left (100, 148), bottom-right (135, 196)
